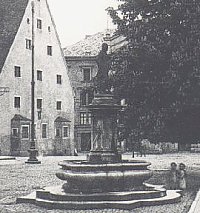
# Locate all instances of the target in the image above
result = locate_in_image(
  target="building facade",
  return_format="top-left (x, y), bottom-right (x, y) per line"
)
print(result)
top-left (0, 0), bottom-right (74, 156)
top-left (65, 56), bottom-right (97, 152)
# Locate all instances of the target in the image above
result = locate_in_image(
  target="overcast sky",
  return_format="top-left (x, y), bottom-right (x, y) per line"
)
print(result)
top-left (47, 0), bottom-right (119, 47)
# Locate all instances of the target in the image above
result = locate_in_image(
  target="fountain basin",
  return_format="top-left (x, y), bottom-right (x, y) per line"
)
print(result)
top-left (56, 160), bottom-right (153, 193)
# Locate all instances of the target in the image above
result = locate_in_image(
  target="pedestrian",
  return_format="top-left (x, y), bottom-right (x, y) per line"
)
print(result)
top-left (132, 141), bottom-right (136, 158)
top-left (138, 140), bottom-right (143, 156)
top-left (168, 162), bottom-right (178, 190)
top-left (136, 141), bottom-right (140, 157)
top-left (74, 148), bottom-right (78, 156)
top-left (130, 132), bottom-right (135, 158)
top-left (140, 139), bottom-right (146, 157)
top-left (177, 163), bottom-right (186, 190)
top-left (132, 143), bottom-right (135, 158)
top-left (142, 142), bottom-right (146, 157)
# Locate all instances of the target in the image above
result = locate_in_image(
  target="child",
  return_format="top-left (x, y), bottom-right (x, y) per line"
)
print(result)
top-left (168, 162), bottom-right (178, 190)
top-left (177, 163), bottom-right (186, 190)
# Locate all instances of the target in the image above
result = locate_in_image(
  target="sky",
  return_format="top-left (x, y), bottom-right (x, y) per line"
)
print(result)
top-left (47, 0), bottom-right (119, 47)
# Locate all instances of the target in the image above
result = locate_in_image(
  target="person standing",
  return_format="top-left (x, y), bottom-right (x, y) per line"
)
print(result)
top-left (130, 131), bottom-right (135, 158)
top-left (132, 142), bottom-right (135, 158)
top-left (177, 163), bottom-right (186, 190)
top-left (168, 162), bottom-right (178, 190)
top-left (140, 139), bottom-right (147, 157)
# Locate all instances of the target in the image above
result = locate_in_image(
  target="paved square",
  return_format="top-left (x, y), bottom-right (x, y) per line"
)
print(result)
top-left (0, 153), bottom-right (200, 213)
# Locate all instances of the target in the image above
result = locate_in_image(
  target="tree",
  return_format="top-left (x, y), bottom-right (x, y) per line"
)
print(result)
top-left (110, 0), bottom-right (200, 147)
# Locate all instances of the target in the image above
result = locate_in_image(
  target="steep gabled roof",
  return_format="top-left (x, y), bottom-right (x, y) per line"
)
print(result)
top-left (0, 0), bottom-right (29, 73)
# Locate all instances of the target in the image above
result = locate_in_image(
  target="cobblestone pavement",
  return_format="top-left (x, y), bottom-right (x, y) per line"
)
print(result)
top-left (0, 153), bottom-right (200, 213)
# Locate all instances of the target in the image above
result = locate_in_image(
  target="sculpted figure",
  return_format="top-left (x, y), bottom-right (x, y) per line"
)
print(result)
top-left (95, 43), bottom-right (111, 93)
top-left (93, 120), bottom-right (103, 150)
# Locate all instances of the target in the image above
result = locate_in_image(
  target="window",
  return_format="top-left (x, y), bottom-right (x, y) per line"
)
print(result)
top-left (56, 101), bottom-right (62, 110)
top-left (48, 26), bottom-right (51, 32)
top-left (37, 19), bottom-right (42, 29)
top-left (42, 124), bottom-right (47, 138)
top-left (80, 90), bottom-right (94, 106)
top-left (80, 112), bottom-right (92, 125)
top-left (14, 97), bottom-right (20, 108)
top-left (83, 67), bottom-right (91, 82)
top-left (55, 128), bottom-right (61, 137)
top-left (12, 128), bottom-right (18, 137)
top-left (27, 18), bottom-right (30, 24)
top-left (57, 75), bottom-right (62, 84)
top-left (14, 66), bottom-right (21, 77)
top-left (37, 70), bottom-right (42, 81)
top-left (80, 113), bottom-right (87, 125)
top-left (88, 91), bottom-right (94, 104)
top-left (37, 99), bottom-right (42, 109)
top-left (88, 113), bottom-right (92, 124)
top-left (21, 126), bottom-right (29, 139)
top-left (63, 126), bottom-right (69, 138)
top-left (26, 39), bottom-right (31, 49)
top-left (80, 92), bottom-right (87, 106)
top-left (47, 46), bottom-right (52, 56)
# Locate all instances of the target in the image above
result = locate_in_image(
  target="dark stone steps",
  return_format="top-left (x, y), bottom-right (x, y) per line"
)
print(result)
top-left (36, 186), bottom-right (166, 202)
top-left (33, 189), bottom-right (181, 210)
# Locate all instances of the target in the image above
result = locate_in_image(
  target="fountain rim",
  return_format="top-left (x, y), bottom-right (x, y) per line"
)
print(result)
top-left (58, 160), bottom-right (151, 168)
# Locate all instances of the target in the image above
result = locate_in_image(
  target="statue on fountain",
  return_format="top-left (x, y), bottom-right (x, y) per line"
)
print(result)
top-left (95, 42), bottom-right (111, 94)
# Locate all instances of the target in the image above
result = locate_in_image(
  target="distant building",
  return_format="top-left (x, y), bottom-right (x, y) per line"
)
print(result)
top-left (64, 30), bottom-right (127, 152)
top-left (65, 56), bottom-right (97, 151)
top-left (0, 0), bottom-right (74, 156)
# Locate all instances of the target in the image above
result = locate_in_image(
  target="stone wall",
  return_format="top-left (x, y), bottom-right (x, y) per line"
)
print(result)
top-left (122, 139), bottom-right (179, 154)
top-left (145, 142), bottom-right (179, 154)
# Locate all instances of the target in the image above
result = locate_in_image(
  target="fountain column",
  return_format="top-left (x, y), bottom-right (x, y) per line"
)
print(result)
top-left (87, 93), bottom-right (121, 163)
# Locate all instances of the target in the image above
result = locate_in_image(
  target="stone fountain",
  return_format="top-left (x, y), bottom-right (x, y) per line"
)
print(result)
top-left (17, 43), bottom-right (181, 210)
top-left (56, 93), bottom-right (153, 195)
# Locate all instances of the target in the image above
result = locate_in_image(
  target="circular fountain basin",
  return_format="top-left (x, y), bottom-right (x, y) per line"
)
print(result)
top-left (56, 160), bottom-right (153, 193)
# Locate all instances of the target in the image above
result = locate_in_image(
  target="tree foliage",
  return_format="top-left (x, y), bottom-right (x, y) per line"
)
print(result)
top-left (110, 0), bottom-right (200, 145)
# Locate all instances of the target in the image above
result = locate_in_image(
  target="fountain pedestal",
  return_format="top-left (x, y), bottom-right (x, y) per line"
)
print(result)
top-left (87, 94), bottom-right (121, 163)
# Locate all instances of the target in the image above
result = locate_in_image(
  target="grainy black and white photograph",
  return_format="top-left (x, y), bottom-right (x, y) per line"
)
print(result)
top-left (0, 0), bottom-right (200, 212)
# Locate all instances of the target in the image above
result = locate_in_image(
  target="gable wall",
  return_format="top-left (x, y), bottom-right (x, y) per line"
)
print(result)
top-left (0, 0), bottom-right (74, 156)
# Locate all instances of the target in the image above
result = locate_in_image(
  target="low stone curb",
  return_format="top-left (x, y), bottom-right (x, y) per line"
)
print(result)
top-left (0, 156), bottom-right (15, 160)
top-left (188, 188), bottom-right (200, 213)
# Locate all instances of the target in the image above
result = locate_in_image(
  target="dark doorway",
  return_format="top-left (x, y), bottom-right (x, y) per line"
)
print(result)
top-left (81, 133), bottom-right (91, 151)
top-left (11, 114), bottom-right (31, 156)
